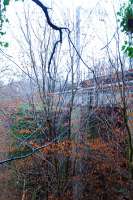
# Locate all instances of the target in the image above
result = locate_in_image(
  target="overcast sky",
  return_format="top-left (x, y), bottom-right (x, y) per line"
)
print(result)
top-left (0, 0), bottom-right (127, 82)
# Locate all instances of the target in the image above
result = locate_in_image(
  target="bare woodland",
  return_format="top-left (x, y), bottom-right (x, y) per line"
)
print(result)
top-left (0, 0), bottom-right (133, 200)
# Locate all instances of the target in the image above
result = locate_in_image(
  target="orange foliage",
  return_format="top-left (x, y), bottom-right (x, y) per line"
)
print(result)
top-left (17, 129), bottom-right (31, 135)
top-left (29, 140), bottom-right (86, 159)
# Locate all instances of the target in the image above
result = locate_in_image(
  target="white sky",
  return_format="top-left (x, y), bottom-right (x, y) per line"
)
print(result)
top-left (0, 0), bottom-right (128, 82)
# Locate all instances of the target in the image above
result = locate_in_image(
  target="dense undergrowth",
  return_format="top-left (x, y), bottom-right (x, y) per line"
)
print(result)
top-left (7, 105), bottom-right (133, 200)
